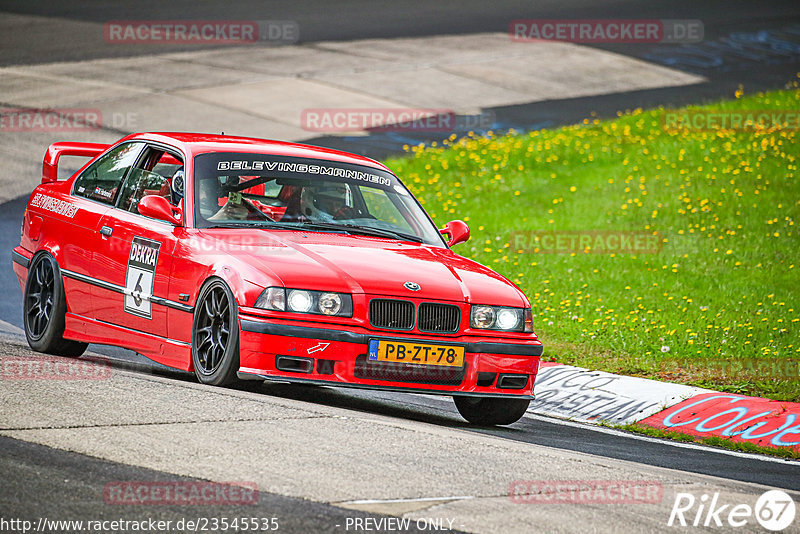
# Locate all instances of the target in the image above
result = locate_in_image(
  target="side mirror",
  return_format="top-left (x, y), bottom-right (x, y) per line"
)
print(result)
top-left (138, 195), bottom-right (182, 225)
top-left (440, 220), bottom-right (470, 247)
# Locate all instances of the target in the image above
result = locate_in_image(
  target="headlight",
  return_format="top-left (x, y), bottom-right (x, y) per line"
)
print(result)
top-left (470, 305), bottom-right (532, 332)
top-left (288, 290), bottom-right (313, 313)
top-left (254, 287), bottom-right (352, 317)
top-left (496, 308), bottom-right (520, 330)
top-left (318, 293), bottom-right (343, 315)
top-left (471, 306), bottom-right (496, 328)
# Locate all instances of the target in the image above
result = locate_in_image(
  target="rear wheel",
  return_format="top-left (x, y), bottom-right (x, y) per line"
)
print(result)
top-left (192, 279), bottom-right (240, 386)
top-left (24, 253), bottom-right (88, 357)
top-left (453, 396), bottom-right (530, 426)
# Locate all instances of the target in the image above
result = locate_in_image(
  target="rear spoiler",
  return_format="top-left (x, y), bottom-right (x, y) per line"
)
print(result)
top-left (42, 142), bottom-right (110, 183)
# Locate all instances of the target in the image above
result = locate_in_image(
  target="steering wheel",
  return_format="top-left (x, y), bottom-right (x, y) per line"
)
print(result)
top-left (333, 206), bottom-right (364, 220)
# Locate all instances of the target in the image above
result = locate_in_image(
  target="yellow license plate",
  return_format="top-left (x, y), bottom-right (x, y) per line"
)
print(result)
top-left (367, 340), bottom-right (464, 367)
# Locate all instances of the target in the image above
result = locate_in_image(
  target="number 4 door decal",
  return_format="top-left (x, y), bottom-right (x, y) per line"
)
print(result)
top-left (124, 236), bottom-right (162, 319)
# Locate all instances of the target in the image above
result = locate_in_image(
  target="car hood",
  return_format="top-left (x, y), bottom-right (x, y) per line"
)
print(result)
top-left (196, 229), bottom-right (528, 307)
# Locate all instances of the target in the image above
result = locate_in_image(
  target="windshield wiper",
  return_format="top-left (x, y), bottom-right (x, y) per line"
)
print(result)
top-left (296, 221), bottom-right (424, 243)
top-left (205, 221), bottom-right (285, 230)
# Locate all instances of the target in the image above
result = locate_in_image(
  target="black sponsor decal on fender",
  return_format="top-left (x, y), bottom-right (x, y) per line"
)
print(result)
top-left (124, 236), bottom-right (161, 319)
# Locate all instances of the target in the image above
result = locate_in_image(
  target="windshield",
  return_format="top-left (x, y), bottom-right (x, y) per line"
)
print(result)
top-left (192, 153), bottom-right (445, 246)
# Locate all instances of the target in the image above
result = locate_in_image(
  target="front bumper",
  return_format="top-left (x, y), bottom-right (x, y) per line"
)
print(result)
top-left (238, 314), bottom-right (542, 398)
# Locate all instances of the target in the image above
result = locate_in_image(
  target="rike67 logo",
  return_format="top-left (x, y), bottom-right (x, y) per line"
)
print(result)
top-left (668, 489), bottom-right (796, 531)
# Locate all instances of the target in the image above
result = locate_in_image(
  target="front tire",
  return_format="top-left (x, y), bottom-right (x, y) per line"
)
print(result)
top-left (23, 253), bottom-right (87, 357)
top-left (453, 396), bottom-right (530, 426)
top-left (192, 279), bottom-right (240, 386)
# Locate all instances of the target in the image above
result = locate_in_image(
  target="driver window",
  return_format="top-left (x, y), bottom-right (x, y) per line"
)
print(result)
top-left (118, 168), bottom-right (171, 214)
top-left (116, 147), bottom-right (184, 216)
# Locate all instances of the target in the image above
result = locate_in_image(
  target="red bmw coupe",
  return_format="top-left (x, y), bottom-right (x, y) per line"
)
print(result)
top-left (12, 133), bottom-right (543, 425)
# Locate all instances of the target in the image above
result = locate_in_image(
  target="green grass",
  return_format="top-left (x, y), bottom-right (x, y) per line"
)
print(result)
top-left (616, 423), bottom-right (800, 460)
top-left (386, 82), bottom-right (800, 402)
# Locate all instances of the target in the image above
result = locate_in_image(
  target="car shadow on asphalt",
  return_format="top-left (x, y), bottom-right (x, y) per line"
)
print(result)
top-left (237, 380), bottom-right (529, 433)
top-left (33, 337), bottom-right (531, 433)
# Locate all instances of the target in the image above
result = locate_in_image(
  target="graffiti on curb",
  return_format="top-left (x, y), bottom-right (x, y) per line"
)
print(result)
top-left (640, 393), bottom-right (800, 451)
top-left (532, 364), bottom-right (707, 425)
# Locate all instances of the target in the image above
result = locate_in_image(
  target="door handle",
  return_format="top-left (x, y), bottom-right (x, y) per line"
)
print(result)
top-left (100, 226), bottom-right (113, 237)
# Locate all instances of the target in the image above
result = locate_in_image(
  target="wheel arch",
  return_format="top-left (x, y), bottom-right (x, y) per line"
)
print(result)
top-left (28, 245), bottom-right (76, 314)
top-left (193, 262), bottom-right (266, 310)
top-left (31, 243), bottom-right (64, 267)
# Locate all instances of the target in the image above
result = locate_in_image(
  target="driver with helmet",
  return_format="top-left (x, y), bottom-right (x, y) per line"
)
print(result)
top-left (297, 182), bottom-right (358, 221)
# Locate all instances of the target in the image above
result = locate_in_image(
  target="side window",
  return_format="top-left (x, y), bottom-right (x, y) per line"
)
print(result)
top-left (117, 148), bottom-right (185, 215)
top-left (118, 169), bottom-right (170, 214)
top-left (73, 142), bottom-right (145, 205)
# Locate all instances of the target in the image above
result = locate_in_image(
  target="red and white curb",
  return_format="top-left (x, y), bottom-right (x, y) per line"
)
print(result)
top-left (531, 362), bottom-right (709, 425)
top-left (533, 362), bottom-right (800, 453)
top-left (642, 393), bottom-right (800, 452)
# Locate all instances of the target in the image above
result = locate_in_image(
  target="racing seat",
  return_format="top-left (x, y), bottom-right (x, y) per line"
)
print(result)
top-left (279, 185), bottom-right (307, 222)
top-left (142, 181), bottom-right (171, 201)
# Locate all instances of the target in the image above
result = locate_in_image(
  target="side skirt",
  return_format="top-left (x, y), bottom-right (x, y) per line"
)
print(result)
top-left (64, 313), bottom-right (192, 372)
